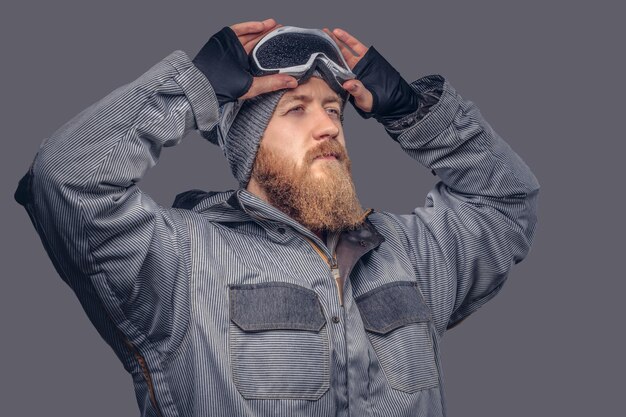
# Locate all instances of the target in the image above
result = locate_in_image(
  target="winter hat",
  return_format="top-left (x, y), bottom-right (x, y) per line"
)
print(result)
top-left (221, 90), bottom-right (286, 188)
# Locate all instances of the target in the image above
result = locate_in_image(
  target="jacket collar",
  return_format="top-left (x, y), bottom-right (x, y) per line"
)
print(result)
top-left (173, 188), bottom-right (384, 256)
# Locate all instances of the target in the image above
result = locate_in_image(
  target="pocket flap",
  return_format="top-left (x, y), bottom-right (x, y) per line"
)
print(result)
top-left (229, 282), bottom-right (326, 332)
top-left (355, 281), bottom-right (431, 335)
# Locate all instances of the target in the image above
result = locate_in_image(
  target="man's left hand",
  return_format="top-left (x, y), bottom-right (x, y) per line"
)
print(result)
top-left (325, 28), bottom-right (420, 125)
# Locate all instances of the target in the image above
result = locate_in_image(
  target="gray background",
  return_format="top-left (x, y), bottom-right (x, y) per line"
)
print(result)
top-left (1, 0), bottom-right (624, 415)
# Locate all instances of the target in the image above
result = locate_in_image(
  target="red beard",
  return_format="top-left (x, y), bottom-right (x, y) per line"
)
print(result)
top-left (250, 140), bottom-right (365, 233)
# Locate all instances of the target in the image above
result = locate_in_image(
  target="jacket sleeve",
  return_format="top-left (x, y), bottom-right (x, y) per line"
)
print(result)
top-left (379, 75), bottom-right (540, 336)
top-left (16, 51), bottom-right (219, 350)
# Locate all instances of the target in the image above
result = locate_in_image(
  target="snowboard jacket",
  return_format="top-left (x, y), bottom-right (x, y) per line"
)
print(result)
top-left (16, 50), bottom-right (540, 417)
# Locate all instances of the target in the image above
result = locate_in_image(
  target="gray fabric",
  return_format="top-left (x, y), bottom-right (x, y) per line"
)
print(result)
top-left (17, 51), bottom-right (540, 417)
top-left (355, 281), bottom-right (431, 334)
top-left (224, 91), bottom-right (285, 187)
top-left (229, 282), bottom-right (326, 331)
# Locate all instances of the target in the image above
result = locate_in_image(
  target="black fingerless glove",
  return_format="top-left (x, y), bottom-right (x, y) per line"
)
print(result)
top-left (350, 47), bottom-right (420, 125)
top-left (192, 27), bottom-right (253, 106)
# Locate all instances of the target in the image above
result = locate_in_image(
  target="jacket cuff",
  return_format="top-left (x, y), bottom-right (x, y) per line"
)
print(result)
top-left (385, 75), bottom-right (459, 144)
top-left (165, 50), bottom-right (220, 137)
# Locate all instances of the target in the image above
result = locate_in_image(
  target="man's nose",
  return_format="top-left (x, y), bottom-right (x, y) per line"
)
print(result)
top-left (312, 107), bottom-right (340, 141)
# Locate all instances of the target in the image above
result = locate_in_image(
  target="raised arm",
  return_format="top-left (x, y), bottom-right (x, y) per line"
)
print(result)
top-left (15, 50), bottom-right (216, 351)
top-left (15, 19), bottom-right (296, 351)
top-left (329, 28), bottom-right (540, 335)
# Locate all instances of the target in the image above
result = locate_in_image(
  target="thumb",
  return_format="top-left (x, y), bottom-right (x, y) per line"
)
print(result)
top-left (240, 74), bottom-right (297, 100)
top-left (343, 79), bottom-right (373, 113)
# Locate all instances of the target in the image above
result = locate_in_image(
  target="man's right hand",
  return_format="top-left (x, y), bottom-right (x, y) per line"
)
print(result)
top-left (192, 19), bottom-right (297, 105)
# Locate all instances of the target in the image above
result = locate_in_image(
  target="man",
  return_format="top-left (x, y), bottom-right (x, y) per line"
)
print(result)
top-left (16, 18), bottom-right (539, 417)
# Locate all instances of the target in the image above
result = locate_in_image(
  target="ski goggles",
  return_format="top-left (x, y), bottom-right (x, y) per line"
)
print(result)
top-left (214, 27), bottom-right (355, 150)
top-left (250, 26), bottom-right (356, 90)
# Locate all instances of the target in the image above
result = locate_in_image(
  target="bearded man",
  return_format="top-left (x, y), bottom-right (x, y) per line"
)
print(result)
top-left (16, 18), bottom-right (539, 417)
top-left (249, 78), bottom-right (363, 234)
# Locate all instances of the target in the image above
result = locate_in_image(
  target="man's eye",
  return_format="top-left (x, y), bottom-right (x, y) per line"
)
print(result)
top-left (326, 108), bottom-right (342, 119)
top-left (288, 105), bottom-right (305, 114)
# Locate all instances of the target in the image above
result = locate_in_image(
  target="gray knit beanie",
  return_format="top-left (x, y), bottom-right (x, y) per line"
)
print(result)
top-left (223, 90), bottom-right (286, 188)
top-left (206, 69), bottom-right (348, 188)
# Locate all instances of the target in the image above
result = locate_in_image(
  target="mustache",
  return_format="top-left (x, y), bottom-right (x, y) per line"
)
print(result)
top-left (305, 141), bottom-right (349, 164)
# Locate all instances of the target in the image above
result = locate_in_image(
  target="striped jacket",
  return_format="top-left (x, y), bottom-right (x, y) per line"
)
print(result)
top-left (16, 50), bottom-right (540, 417)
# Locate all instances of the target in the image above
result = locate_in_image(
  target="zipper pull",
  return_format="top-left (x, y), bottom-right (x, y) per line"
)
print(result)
top-left (331, 263), bottom-right (344, 306)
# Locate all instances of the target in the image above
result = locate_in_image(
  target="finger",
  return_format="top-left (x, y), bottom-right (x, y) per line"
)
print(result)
top-left (333, 28), bottom-right (368, 57)
top-left (230, 18), bottom-right (277, 37)
top-left (342, 79), bottom-right (373, 112)
top-left (234, 20), bottom-right (278, 47)
top-left (240, 74), bottom-right (298, 100)
top-left (242, 24), bottom-right (282, 53)
top-left (238, 23), bottom-right (279, 47)
top-left (323, 28), bottom-right (359, 68)
top-left (323, 27), bottom-right (340, 46)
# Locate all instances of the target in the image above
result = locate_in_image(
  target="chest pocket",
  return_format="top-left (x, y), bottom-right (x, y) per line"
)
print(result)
top-left (355, 281), bottom-right (439, 393)
top-left (229, 282), bottom-right (330, 400)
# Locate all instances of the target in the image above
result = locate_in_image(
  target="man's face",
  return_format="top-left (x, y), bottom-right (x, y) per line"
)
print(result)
top-left (248, 77), bottom-right (365, 232)
top-left (261, 77), bottom-right (347, 177)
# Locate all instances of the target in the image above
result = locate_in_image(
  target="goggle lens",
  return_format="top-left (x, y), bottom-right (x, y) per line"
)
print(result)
top-left (254, 32), bottom-right (344, 71)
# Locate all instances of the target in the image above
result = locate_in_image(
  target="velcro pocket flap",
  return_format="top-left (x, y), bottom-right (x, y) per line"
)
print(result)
top-left (355, 281), bottom-right (431, 335)
top-left (229, 282), bottom-right (326, 332)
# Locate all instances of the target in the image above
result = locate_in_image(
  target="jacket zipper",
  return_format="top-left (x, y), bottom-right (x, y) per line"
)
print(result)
top-left (305, 236), bottom-right (343, 306)
top-left (330, 253), bottom-right (343, 306)
top-left (123, 338), bottom-right (165, 417)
